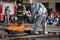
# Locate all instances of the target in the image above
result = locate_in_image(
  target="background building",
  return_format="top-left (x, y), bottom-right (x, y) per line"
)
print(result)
top-left (23, 0), bottom-right (60, 16)
top-left (29, 0), bottom-right (60, 9)
top-left (23, 0), bottom-right (60, 11)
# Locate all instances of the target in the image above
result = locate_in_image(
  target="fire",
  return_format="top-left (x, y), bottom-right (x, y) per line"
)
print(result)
top-left (7, 22), bottom-right (32, 32)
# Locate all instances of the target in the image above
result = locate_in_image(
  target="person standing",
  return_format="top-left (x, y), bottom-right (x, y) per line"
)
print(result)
top-left (5, 6), bottom-right (10, 26)
top-left (30, 2), bottom-right (48, 34)
top-left (17, 4), bottom-right (24, 26)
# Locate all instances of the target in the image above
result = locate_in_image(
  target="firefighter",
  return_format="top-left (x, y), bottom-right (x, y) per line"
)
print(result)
top-left (17, 4), bottom-right (24, 26)
top-left (30, 2), bottom-right (48, 34)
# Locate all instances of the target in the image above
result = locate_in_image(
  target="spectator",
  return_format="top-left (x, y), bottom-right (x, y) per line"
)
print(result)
top-left (47, 16), bottom-right (55, 25)
top-left (5, 6), bottom-right (11, 25)
top-left (51, 8), bottom-right (59, 18)
top-left (25, 9), bottom-right (32, 23)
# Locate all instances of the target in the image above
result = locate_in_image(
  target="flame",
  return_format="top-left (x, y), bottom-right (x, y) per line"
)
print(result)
top-left (7, 22), bottom-right (32, 32)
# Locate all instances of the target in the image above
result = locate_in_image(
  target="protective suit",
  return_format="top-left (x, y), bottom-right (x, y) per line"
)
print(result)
top-left (31, 3), bottom-right (48, 34)
top-left (17, 4), bottom-right (24, 26)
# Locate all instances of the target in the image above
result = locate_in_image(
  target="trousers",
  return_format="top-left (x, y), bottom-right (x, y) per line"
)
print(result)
top-left (34, 14), bottom-right (47, 32)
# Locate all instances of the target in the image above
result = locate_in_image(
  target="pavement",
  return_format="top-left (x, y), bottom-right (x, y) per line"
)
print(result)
top-left (25, 23), bottom-right (60, 32)
top-left (0, 23), bottom-right (60, 40)
top-left (0, 23), bottom-right (60, 32)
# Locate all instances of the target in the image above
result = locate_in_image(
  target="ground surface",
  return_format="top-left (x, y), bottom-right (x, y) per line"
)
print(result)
top-left (0, 23), bottom-right (60, 40)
